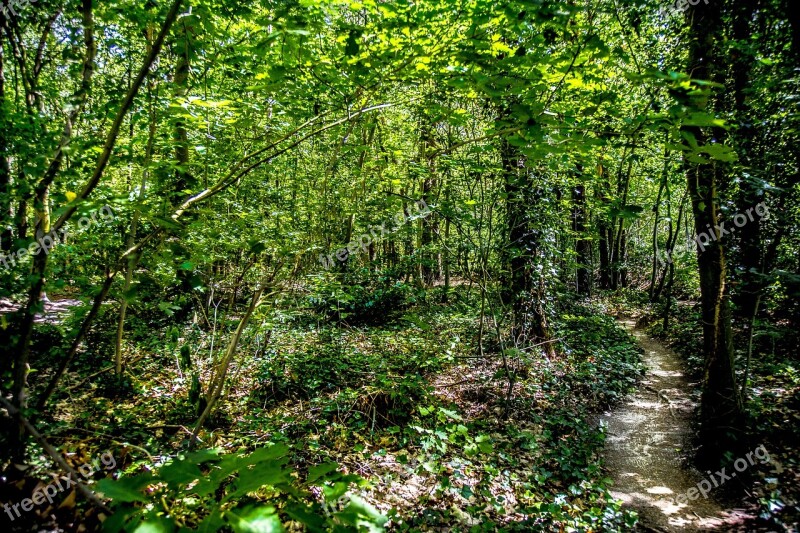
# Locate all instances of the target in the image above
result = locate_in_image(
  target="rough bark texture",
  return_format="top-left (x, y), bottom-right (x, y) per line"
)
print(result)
top-left (685, 0), bottom-right (744, 464)
top-left (500, 137), bottom-right (552, 354)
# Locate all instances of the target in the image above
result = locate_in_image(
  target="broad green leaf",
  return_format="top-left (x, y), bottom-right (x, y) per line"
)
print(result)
top-left (227, 506), bottom-right (283, 533)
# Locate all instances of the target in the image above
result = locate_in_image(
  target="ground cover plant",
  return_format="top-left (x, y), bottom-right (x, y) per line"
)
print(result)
top-left (1, 0), bottom-right (798, 531)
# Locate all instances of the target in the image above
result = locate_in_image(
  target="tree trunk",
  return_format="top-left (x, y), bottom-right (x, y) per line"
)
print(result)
top-left (572, 181), bottom-right (590, 296)
top-left (685, 0), bottom-right (744, 464)
top-left (730, 0), bottom-right (761, 321)
top-left (596, 164), bottom-right (612, 289)
top-left (500, 137), bottom-right (552, 354)
top-left (171, 25), bottom-right (191, 197)
top-left (0, 40), bottom-right (11, 252)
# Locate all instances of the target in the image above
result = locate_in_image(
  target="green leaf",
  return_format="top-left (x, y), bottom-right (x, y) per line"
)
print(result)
top-left (96, 476), bottom-right (151, 503)
top-left (682, 112), bottom-right (726, 128)
top-left (157, 457), bottom-right (203, 489)
top-left (132, 517), bottom-right (175, 533)
top-left (197, 510), bottom-right (226, 533)
top-left (701, 144), bottom-right (738, 162)
top-left (227, 506), bottom-right (283, 533)
top-left (151, 216), bottom-right (183, 231)
top-left (233, 462), bottom-right (291, 500)
top-left (464, 443), bottom-right (479, 457)
top-left (437, 407), bottom-right (462, 420)
top-left (306, 462), bottom-right (339, 484)
top-left (333, 495), bottom-right (388, 532)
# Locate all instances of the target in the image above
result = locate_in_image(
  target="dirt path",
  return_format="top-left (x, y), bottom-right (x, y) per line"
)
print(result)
top-left (600, 318), bottom-right (750, 531)
top-left (0, 297), bottom-right (83, 324)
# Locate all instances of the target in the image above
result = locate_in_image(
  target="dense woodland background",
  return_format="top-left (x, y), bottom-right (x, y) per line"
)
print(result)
top-left (0, 0), bottom-right (798, 530)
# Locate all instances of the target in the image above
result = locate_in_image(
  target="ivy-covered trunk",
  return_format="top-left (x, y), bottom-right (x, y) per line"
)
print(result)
top-left (500, 137), bottom-right (551, 352)
top-left (685, 0), bottom-right (744, 463)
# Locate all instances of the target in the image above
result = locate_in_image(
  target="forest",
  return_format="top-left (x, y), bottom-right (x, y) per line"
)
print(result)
top-left (0, 0), bottom-right (798, 531)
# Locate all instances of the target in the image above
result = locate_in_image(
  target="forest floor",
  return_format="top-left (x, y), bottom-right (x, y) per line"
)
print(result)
top-left (0, 297), bottom-right (83, 324)
top-left (601, 318), bottom-right (752, 532)
top-left (3, 290), bottom-right (797, 531)
top-left (3, 291), bottom-right (645, 531)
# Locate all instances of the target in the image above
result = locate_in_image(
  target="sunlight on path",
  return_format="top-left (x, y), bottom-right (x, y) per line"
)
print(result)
top-left (600, 318), bottom-right (752, 532)
top-left (0, 297), bottom-right (83, 324)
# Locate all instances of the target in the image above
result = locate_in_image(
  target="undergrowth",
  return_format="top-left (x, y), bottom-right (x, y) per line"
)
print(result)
top-left (8, 288), bottom-right (647, 532)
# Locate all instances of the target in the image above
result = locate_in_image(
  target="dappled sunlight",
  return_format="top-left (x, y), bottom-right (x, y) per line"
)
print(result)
top-left (602, 319), bottom-right (755, 531)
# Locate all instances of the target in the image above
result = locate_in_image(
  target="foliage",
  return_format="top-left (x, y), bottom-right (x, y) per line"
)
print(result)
top-left (97, 445), bottom-right (386, 532)
top-left (0, 0), bottom-right (797, 530)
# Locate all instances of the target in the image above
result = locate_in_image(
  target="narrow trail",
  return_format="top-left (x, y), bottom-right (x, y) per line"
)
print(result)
top-left (600, 318), bottom-right (751, 532)
top-left (0, 297), bottom-right (82, 324)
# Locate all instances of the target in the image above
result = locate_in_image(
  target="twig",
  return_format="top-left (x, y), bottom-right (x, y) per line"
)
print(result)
top-left (65, 354), bottom-right (146, 391)
top-left (0, 395), bottom-right (112, 514)
top-left (44, 426), bottom-right (154, 462)
top-left (148, 425), bottom-right (203, 445)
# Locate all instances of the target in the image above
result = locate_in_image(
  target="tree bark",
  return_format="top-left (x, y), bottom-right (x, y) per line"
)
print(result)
top-left (730, 0), bottom-right (761, 321)
top-left (572, 180), bottom-right (590, 296)
top-left (500, 137), bottom-right (552, 354)
top-left (685, 0), bottom-right (744, 464)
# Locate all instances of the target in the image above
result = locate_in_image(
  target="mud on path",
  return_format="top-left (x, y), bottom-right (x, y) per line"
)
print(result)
top-left (600, 318), bottom-right (752, 532)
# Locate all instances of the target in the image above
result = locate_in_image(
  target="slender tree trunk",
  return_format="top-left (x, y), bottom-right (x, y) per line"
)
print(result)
top-left (416, 106), bottom-right (439, 285)
top-left (442, 185), bottom-right (451, 301)
top-left (0, 40), bottom-right (11, 253)
top-left (171, 23), bottom-right (191, 197)
top-left (611, 148), bottom-right (635, 289)
top-left (192, 286), bottom-right (264, 444)
top-left (596, 164), bottom-right (612, 289)
top-left (730, 0), bottom-right (761, 321)
top-left (572, 181), bottom-right (590, 296)
top-left (650, 137), bottom-right (669, 301)
top-left (115, 73), bottom-right (154, 376)
top-left (15, 198), bottom-right (27, 241)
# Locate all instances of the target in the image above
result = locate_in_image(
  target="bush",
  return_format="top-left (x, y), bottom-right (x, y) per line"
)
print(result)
top-left (307, 269), bottom-right (421, 325)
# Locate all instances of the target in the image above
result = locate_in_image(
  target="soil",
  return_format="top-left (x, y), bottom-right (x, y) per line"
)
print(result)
top-left (601, 318), bottom-right (754, 532)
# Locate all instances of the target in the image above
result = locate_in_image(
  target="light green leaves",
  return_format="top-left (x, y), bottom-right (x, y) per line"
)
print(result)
top-left (227, 507), bottom-right (283, 533)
